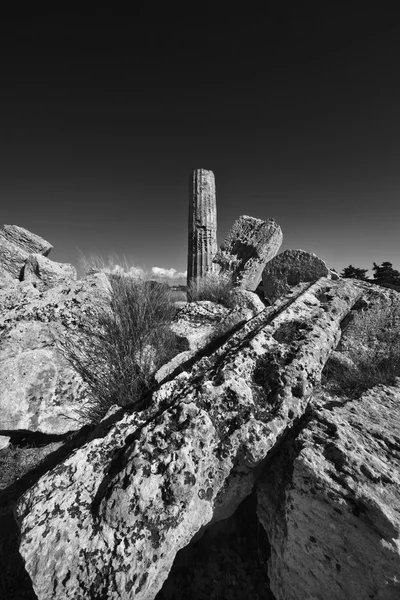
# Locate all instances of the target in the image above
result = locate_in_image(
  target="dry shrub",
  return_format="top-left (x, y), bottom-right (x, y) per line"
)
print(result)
top-left (324, 303), bottom-right (400, 397)
top-left (187, 272), bottom-right (235, 307)
top-left (59, 273), bottom-right (182, 423)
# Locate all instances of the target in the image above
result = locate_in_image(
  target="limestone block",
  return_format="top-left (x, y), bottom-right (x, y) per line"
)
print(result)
top-left (213, 215), bottom-right (282, 291)
top-left (0, 273), bottom-right (110, 434)
top-left (23, 254), bottom-right (77, 289)
top-left (0, 224), bottom-right (52, 279)
top-left (262, 249), bottom-right (330, 304)
top-left (257, 385), bottom-right (400, 600)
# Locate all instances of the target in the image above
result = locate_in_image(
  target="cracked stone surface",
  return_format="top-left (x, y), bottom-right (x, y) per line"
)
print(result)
top-left (257, 385), bottom-right (400, 600)
top-left (16, 277), bottom-right (364, 600)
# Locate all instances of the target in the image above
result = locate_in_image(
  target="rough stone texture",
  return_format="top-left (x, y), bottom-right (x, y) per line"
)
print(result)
top-left (155, 350), bottom-right (193, 383)
top-left (257, 385), bottom-right (400, 600)
top-left (23, 254), bottom-right (77, 289)
top-left (262, 249), bottom-right (330, 304)
top-left (0, 266), bottom-right (18, 290)
top-left (170, 300), bottom-right (230, 351)
top-left (0, 273), bottom-right (110, 435)
top-left (187, 169), bottom-right (218, 289)
top-left (213, 215), bottom-right (283, 291)
top-left (0, 225), bottom-right (52, 279)
top-left (228, 288), bottom-right (266, 315)
top-left (16, 277), bottom-right (364, 600)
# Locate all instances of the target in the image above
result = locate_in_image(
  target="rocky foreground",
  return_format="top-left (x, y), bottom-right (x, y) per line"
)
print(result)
top-left (1, 223), bottom-right (400, 599)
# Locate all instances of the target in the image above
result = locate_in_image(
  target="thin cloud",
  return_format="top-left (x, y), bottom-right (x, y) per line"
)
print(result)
top-left (151, 267), bottom-right (187, 279)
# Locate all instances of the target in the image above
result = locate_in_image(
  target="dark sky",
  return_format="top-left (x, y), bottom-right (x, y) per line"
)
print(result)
top-left (1, 9), bottom-right (400, 279)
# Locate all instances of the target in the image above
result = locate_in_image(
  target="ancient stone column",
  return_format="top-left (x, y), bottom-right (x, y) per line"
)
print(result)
top-left (187, 169), bottom-right (218, 289)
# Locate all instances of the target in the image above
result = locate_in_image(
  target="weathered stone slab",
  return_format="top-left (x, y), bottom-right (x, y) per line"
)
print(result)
top-left (23, 253), bottom-right (77, 289)
top-left (262, 249), bottom-right (330, 304)
top-left (187, 169), bottom-right (218, 290)
top-left (0, 321), bottom-right (87, 434)
top-left (213, 215), bottom-right (282, 291)
top-left (0, 225), bottom-right (52, 256)
top-left (0, 224), bottom-right (52, 279)
top-left (257, 384), bottom-right (400, 600)
top-left (0, 273), bottom-right (110, 435)
top-left (16, 277), bottom-right (364, 600)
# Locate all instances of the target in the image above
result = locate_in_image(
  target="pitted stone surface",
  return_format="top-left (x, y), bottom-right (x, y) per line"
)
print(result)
top-left (257, 385), bottom-right (400, 600)
top-left (262, 249), bottom-right (330, 304)
top-left (0, 273), bottom-right (110, 434)
top-left (16, 278), bottom-right (364, 600)
top-left (213, 215), bottom-right (282, 291)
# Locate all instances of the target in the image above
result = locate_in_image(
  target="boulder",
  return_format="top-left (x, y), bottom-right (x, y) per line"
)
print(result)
top-left (257, 385), bottom-right (400, 600)
top-left (22, 253), bottom-right (77, 289)
top-left (213, 215), bottom-right (282, 291)
top-left (0, 224), bottom-right (52, 279)
top-left (16, 277), bottom-right (364, 600)
top-left (170, 300), bottom-right (230, 351)
top-left (0, 273), bottom-right (110, 435)
top-left (228, 288), bottom-right (266, 315)
top-left (262, 249), bottom-right (330, 304)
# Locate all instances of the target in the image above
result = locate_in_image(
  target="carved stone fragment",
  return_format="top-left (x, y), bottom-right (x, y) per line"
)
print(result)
top-left (213, 215), bottom-right (282, 291)
top-left (187, 169), bottom-right (218, 289)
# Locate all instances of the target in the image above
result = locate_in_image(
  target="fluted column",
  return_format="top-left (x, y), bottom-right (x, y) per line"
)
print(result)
top-left (187, 169), bottom-right (218, 288)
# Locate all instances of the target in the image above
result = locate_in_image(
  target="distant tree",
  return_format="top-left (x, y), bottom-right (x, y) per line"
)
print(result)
top-left (340, 265), bottom-right (368, 280)
top-left (372, 262), bottom-right (400, 286)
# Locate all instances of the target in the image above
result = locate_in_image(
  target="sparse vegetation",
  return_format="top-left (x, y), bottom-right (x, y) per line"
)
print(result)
top-left (323, 303), bottom-right (400, 397)
top-left (187, 272), bottom-right (235, 307)
top-left (59, 272), bottom-right (183, 423)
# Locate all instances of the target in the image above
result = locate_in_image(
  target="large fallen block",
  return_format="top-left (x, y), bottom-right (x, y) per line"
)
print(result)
top-left (16, 278), bottom-right (365, 600)
top-left (262, 249), bottom-right (330, 304)
top-left (213, 215), bottom-right (282, 291)
top-left (257, 385), bottom-right (400, 600)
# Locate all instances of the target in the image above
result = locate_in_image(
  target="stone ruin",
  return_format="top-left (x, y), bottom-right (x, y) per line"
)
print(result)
top-left (187, 169), bottom-right (218, 289)
top-left (2, 173), bottom-right (400, 600)
top-left (187, 169), bottom-right (283, 292)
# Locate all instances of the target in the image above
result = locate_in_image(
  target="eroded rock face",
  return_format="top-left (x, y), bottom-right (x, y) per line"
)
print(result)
top-left (213, 215), bottom-right (282, 291)
top-left (257, 384), bottom-right (400, 600)
top-left (262, 249), bottom-right (330, 304)
top-left (22, 254), bottom-right (77, 289)
top-left (0, 224), bottom-right (52, 279)
top-left (16, 278), bottom-right (364, 600)
top-left (0, 273), bottom-right (110, 435)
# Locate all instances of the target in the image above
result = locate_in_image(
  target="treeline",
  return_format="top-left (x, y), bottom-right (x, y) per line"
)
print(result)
top-left (338, 262), bottom-right (400, 290)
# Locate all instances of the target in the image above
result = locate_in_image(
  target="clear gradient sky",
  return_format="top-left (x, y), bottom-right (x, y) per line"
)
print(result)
top-left (1, 9), bottom-right (400, 279)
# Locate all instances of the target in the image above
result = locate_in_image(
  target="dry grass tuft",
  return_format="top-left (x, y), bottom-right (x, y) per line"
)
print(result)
top-left (59, 272), bottom-right (183, 423)
top-left (187, 272), bottom-right (235, 307)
